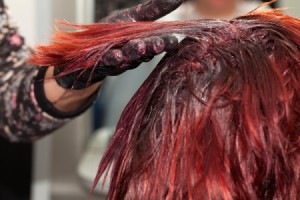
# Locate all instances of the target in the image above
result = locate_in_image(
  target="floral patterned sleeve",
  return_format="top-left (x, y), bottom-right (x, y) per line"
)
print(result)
top-left (0, 0), bottom-right (95, 142)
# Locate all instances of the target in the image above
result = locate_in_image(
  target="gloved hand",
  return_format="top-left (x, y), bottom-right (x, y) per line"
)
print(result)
top-left (54, 0), bottom-right (185, 90)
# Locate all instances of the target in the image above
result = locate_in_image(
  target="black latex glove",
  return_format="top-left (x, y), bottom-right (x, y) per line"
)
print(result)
top-left (54, 0), bottom-right (184, 90)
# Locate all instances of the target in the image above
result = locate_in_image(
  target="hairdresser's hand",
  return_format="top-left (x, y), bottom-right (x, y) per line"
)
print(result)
top-left (54, 35), bottom-right (178, 89)
top-left (55, 0), bottom-right (184, 89)
top-left (102, 0), bottom-right (186, 22)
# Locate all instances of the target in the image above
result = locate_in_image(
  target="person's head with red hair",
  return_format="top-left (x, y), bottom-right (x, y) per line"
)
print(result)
top-left (32, 10), bottom-right (300, 200)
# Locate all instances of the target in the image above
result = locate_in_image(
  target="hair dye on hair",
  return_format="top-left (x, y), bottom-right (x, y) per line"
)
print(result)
top-left (31, 9), bottom-right (300, 200)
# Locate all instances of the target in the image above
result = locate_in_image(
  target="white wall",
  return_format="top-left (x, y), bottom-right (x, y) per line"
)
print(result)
top-left (6, 1), bottom-right (94, 200)
top-left (6, 0), bottom-right (52, 45)
top-left (281, 0), bottom-right (300, 18)
top-left (7, 1), bottom-right (53, 200)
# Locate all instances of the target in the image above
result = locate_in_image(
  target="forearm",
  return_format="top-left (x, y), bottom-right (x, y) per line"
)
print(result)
top-left (0, 61), bottom-right (67, 142)
top-left (0, 63), bottom-right (99, 142)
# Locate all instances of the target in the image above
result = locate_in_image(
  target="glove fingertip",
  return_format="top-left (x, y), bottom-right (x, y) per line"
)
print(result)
top-left (162, 35), bottom-right (179, 53)
top-left (103, 49), bottom-right (124, 66)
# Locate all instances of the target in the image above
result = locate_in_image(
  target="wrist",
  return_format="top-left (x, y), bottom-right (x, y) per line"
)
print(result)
top-left (47, 67), bottom-right (101, 112)
top-left (54, 66), bottom-right (106, 90)
top-left (34, 66), bottom-right (100, 119)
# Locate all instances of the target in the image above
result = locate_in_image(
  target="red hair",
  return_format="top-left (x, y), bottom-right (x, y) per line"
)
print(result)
top-left (31, 10), bottom-right (300, 200)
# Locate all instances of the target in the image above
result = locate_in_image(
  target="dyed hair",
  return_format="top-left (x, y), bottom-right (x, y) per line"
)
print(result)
top-left (31, 9), bottom-right (300, 200)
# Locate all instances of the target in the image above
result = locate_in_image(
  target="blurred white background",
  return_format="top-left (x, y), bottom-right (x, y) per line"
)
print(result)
top-left (7, 1), bottom-right (96, 200)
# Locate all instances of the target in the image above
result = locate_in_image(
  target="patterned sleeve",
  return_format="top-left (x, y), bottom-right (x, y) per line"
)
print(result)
top-left (0, 1), bottom-right (95, 142)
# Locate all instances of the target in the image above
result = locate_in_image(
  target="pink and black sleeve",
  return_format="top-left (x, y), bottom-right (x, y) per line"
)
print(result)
top-left (0, 0), bottom-right (95, 142)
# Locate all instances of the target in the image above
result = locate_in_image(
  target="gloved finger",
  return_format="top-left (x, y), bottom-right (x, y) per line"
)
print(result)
top-left (122, 35), bottom-right (178, 70)
top-left (121, 61), bottom-right (142, 71)
top-left (94, 63), bottom-right (126, 76)
top-left (130, 36), bottom-right (165, 65)
top-left (143, 35), bottom-right (178, 54)
top-left (122, 39), bottom-right (147, 62)
top-left (135, 35), bottom-right (178, 63)
top-left (121, 37), bottom-right (163, 70)
top-left (140, 55), bottom-right (155, 63)
top-left (161, 35), bottom-right (179, 53)
top-left (144, 36), bottom-right (166, 55)
top-left (93, 49), bottom-right (126, 76)
top-left (101, 49), bottom-right (124, 66)
top-left (102, 0), bottom-right (185, 22)
top-left (96, 39), bottom-right (148, 75)
top-left (132, 0), bottom-right (186, 21)
top-left (121, 53), bottom-right (155, 70)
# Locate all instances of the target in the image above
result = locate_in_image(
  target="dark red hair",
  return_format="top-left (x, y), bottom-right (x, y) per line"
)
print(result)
top-left (31, 9), bottom-right (300, 200)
